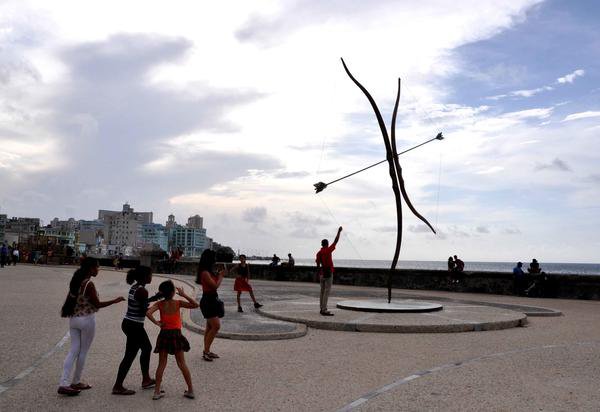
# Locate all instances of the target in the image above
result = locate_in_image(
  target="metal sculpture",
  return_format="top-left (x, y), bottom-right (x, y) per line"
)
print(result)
top-left (314, 58), bottom-right (442, 303)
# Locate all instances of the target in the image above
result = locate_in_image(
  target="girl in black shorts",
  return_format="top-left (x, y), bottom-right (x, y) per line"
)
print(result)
top-left (196, 250), bottom-right (226, 362)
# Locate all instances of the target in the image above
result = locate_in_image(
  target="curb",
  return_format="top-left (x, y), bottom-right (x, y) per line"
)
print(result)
top-left (256, 309), bottom-right (528, 333)
top-left (392, 293), bottom-right (562, 317)
top-left (156, 273), bottom-right (308, 341)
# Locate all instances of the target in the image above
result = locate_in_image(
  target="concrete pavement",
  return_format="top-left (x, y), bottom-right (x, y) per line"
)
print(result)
top-left (1, 265), bottom-right (599, 411)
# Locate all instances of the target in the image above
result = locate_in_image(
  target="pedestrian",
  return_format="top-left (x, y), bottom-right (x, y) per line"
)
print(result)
top-left (316, 226), bottom-right (342, 316)
top-left (232, 254), bottom-right (263, 312)
top-left (146, 280), bottom-right (198, 400)
top-left (287, 253), bottom-right (295, 268)
top-left (12, 246), bottom-right (19, 265)
top-left (58, 257), bottom-right (125, 396)
top-left (513, 262), bottom-right (527, 296)
top-left (0, 243), bottom-right (7, 268)
top-left (196, 249), bottom-right (226, 362)
top-left (112, 266), bottom-right (162, 395)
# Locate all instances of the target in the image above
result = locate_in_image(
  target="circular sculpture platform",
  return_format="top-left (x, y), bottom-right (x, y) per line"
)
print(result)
top-left (337, 299), bottom-right (443, 313)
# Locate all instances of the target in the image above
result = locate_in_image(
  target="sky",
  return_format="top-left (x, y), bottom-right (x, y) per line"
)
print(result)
top-left (1, 0), bottom-right (599, 263)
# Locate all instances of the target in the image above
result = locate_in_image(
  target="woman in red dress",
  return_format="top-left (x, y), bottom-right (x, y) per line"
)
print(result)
top-left (233, 255), bottom-right (262, 312)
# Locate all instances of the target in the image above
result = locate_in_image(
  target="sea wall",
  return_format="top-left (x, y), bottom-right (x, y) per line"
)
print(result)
top-left (150, 259), bottom-right (600, 301)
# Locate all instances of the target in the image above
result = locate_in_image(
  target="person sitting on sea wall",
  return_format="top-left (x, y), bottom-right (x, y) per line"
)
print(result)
top-left (269, 254), bottom-right (280, 267)
top-left (447, 257), bottom-right (455, 272)
top-left (528, 258), bottom-right (541, 274)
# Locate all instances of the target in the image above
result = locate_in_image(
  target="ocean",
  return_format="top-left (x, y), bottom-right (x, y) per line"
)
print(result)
top-left (248, 259), bottom-right (600, 275)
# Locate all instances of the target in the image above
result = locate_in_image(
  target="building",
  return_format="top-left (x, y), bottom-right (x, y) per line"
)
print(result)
top-left (170, 226), bottom-right (210, 257)
top-left (78, 220), bottom-right (105, 249)
top-left (50, 217), bottom-right (79, 232)
top-left (98, 203), bottom-right (153, 254)
top-left (5, 217), bottom-right (40, 243)
top-left (187, 215), bottom-right (203, 229)
top-left (140, 223), bottom-right (168, 252)
top-left (0, 214), bottom-right (6, 243)
top-left (41, 227), bottom-right (76, 247)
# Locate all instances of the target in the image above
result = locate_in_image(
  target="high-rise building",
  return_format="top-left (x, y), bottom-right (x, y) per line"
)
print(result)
top-left (140, 223), bottom-right (168, 251)
top-left (78, 220), bottom-right (105, 248)
top-left (165, 214), bottom-right (177, 230)
top-left (170, 226), bottom-right (210, 257)
top-left (98, 203), bottom-right (153, 253)
top-left (187, 215), bottom-right (203, 229)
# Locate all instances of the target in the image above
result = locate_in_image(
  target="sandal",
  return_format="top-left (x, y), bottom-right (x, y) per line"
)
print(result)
top-left (141, 379), bottom-right (156, 389)
top-left (112, 388), bottom-right (135, 395)
top-left (184, 390), bottom-right (195, 399)
top-left (57, 386), bottom-right (80, 396)
top-left (152, 390), bottom-right (165, 400)
top-left (71, 382), bottom-right (92, 390)
top-left (207, 352), bottom-right (220, 359)
top-left (202, 352), bottom-right (213, 362)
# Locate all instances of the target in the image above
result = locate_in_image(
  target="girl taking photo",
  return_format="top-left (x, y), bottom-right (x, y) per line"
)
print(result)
top-left (196, 249), bottom-right (226, 362)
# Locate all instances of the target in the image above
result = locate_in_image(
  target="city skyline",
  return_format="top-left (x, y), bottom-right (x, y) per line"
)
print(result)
top-left (1, 1), bottom-right (599, 263)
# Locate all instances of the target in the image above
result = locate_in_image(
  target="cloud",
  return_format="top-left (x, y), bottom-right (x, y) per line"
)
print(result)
top-left (487, 68), bottom-right (585, 100)
top-left (476, 166), bottom-right (504, 175)
top-left (562, 111), bottom-right (600, 122)
top-left (557, 69), bottom-right (585, 84)
top-left (287, 212), bottom-right (329, 227)
top-left (503, 228), bottom-right (521, 235)
top-left (408, 224), bottom-right (432, 233)
top-left (448, 226), bottom-right (470, 238)
top-left (476, 225), bottom-right (490, 234)
top-left (274, 171), bottom-right (310, 179)
top-left (242, 207), bottom-right (267, 223)
top-left (534, 158), bottom-right (571, 172)
top-left (289, 227), bottom-right (319, 239)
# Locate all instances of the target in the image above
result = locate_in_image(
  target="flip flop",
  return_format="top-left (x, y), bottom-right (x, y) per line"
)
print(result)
top-left (207, 352), bottom-right (220, 359)
top-left (142, 379), bottom-right (156, 389)
top-left (112, 388), bottom-right (135, 395)
top-left (152, 390), bottom-right (165, 400)
top-left (202, 352), bottom-right (213, 362)
top-left (184, 390), bottom-right (195, 399)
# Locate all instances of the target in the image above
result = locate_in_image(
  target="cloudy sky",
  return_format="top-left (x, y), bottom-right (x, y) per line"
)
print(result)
top-left (1, 1), bottom-right (599, 263)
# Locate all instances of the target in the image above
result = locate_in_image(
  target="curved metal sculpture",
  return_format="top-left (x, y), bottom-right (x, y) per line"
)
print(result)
top-left (316, 58), bottom-right (441, 303)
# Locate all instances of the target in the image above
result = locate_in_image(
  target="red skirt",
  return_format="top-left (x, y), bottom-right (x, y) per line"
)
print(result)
top-left (234, 276), bottom-right (252, 292)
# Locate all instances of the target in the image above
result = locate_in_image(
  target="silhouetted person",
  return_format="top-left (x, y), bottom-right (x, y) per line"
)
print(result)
top-left (287, 253), bottom-right (295, 268)
top-left (528, 258), bottom-right (541, 274)
top-left (513, 262), bottom-right (527, 296)
top-left (269, 254), bottom-right (280, 267)
top-left (453, 255), bottom-right (464, 272)
top-left (0, 243), bottom-right (7, 268)
top-left (316, 227), bottom-right (342, 316)
top-left (447, 256), bottom-right (455, 272)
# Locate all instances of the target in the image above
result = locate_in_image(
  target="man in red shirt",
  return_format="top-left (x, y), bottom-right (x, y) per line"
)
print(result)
top-left (316, 226), bottom-right (342, 316)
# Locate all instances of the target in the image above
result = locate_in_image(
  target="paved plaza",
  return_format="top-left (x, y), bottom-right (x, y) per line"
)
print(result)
top-left (1, 265), bottom-right (600, 411)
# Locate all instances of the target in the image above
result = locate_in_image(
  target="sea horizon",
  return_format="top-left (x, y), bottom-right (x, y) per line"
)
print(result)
top-left (246, 258), bottom-right (600, 276)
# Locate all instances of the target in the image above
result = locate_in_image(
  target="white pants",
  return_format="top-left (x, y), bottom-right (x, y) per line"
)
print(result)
top-left (60, 314), bottom-right (96, 387)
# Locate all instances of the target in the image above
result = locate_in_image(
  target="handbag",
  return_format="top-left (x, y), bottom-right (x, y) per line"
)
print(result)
top-left (216, 297), bottom-right (225, 318)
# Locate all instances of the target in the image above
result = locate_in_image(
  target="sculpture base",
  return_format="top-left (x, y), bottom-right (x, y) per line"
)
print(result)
top-left (336, 299), bottom-right (443, 313)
